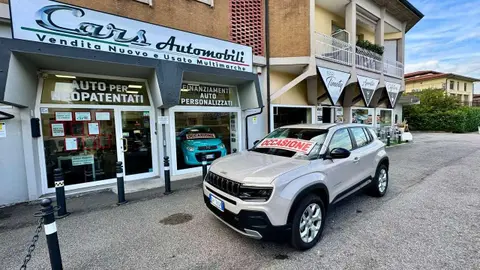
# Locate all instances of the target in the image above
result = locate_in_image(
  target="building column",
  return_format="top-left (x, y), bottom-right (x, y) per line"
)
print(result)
top-left (375, 7), bottom-right (385, 47)
top-left (397, 22), bottom-right (407, 64)
top-left (345, 0), bottom-right (357, 67)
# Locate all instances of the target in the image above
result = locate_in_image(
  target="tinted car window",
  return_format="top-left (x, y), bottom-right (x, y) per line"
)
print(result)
top-left (351, 127), bottom-right (369, 148)
top-left (366, 127), bottom-right (377, 140)
top-left (329, 129), bottom-right (353, 151)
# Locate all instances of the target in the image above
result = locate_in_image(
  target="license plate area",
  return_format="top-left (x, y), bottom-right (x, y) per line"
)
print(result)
top-left (205, 154), bottom-right (215, 159)
top-left (209, 194), bottom-right (224, 212)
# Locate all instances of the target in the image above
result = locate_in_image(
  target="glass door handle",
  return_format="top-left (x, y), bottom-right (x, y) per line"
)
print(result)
top-left (122, 138), bottom-right (128, 152)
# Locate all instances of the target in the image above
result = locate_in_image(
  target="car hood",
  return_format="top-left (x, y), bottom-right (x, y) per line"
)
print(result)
top-left (182, 139), bottom-right (222, 147)
top-left (209, 151), bottom-right (309, 185)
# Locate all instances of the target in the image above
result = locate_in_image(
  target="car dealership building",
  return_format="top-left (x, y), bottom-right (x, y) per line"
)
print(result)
top-left (0, 0), bottom-right (422, 206)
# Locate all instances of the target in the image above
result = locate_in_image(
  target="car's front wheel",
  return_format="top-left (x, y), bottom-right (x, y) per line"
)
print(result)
top-left (290, 195), bottom-right (326, 250)
top-left (368, 164), bottom-right (389, 197)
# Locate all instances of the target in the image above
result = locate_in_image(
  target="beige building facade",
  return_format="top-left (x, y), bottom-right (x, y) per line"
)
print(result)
top-left (405, 71), bottom-right (477, 105)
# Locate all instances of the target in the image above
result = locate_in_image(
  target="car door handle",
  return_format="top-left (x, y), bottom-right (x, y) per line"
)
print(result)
top-left (353, 157), bottom-right (360, 164)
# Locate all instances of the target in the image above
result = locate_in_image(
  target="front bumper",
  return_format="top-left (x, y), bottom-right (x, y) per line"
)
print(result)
top-left (203, 195), bottom-right (290, 241)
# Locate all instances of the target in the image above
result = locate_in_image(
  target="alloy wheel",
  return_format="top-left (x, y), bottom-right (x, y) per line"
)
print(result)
top-left (378, 168), bottom-right (388, 193)
top-left (299, 203), bottom-right (322, 243)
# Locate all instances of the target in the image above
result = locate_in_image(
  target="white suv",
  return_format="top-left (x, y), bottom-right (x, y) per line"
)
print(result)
top-left (203, 123), bottom-right (389, 250)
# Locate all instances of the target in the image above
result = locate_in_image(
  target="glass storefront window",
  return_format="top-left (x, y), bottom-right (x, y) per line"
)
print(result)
top-left (376, 109), bottom-right (393, 128)
top-left (273, 107), bottom-right (312, 129)
top-left (174, 112), bottom-right (238, 170)
top-left (41, 108), bottom-right (117, 188)
top-left (41, 74), bottom-right (150, 106)
top-left (351, 108), bottom-right (373, 125)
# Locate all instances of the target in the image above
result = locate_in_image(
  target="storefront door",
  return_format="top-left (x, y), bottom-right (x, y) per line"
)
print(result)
top-left (116, 109), bottom-right (156, 180)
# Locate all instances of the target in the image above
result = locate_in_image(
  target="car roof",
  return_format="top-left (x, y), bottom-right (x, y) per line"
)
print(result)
top-left (279, 123), bottom-right (372, 130)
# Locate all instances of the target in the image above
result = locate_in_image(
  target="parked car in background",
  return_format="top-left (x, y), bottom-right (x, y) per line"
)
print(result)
top-left (176, 126), bottom-right (227, 167)
top-left (203, 123), bottom-right (389, 250)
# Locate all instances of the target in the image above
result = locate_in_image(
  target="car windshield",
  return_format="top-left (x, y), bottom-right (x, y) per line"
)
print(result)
top-left (184, 127), bottom-right (216, 140)
top-left (251, 128), bottom-right (328, 159)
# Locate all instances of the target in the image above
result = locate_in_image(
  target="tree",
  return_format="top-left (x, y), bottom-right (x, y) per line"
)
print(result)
top-left (404, 88), bottom-right (460, 116)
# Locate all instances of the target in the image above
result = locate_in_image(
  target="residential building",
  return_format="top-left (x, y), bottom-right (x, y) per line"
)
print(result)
top-left (405, 71), bottom-right (479, 106)
top-left (268, 0), bottom-right (422, 132)
top-left (0, 0), bottom-right (423, 206)
top-left (473, 94), bottom-right (480, 107)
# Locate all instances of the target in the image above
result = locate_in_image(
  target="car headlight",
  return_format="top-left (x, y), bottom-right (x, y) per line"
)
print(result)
top-left (238, 186), bottom-right (273, 202)
top-left (186, 146), bottom-right (195, 151)
top-left (219, 143), bottom-right (225, 149)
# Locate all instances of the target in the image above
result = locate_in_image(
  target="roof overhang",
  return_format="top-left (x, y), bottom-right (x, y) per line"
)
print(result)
top-left (371, 0), bottom-right (424, 32)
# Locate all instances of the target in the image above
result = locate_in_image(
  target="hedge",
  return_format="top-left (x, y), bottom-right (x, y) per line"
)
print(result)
top-left (406, 107), bottom-right (480, 133)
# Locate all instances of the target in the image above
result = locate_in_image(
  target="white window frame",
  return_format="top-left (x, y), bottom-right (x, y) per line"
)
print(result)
top-left (35, 70), bottom-right (158, 195)
top-left (195, 0), bottom-right (214, 7)
top-left (133, 0), bottom-right (153, 6)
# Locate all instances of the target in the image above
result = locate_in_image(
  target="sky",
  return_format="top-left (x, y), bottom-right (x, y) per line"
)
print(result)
top-left (405, 0), bottom-right (480, 93)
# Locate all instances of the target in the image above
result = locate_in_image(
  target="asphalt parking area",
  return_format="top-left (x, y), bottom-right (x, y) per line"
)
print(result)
top-left (1, 133), bottom-right (479, 269)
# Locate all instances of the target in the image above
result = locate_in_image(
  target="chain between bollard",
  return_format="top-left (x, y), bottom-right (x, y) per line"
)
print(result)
top-left (20, 216), bottom-right (44, 270)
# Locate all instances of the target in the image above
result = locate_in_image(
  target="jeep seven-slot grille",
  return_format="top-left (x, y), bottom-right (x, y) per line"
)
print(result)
top-left (205, 172), bottom-right (241, 197)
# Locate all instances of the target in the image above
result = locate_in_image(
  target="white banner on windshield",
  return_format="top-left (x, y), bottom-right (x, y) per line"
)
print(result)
top-left (318, 67), bottom-right (351, 105)
top-left (257, 138), bottom-right (316, 155)
top-left (357, 75), bottom-right (379, 106)
top-left (385, 81), bottom-right (401, 107)
top-left (9, 0), bottom-right (253, 72)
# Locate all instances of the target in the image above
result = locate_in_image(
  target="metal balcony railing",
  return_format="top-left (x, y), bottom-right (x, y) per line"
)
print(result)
top-left (355, 46), bottom-right (382, 73)
top-left (383, 59), bottom-right (404, 78)
top-left (315, 32), bottom-right (353, 66)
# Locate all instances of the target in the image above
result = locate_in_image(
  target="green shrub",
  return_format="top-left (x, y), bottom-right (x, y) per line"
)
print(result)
top-left (406, 107), bottom-right (480, 133)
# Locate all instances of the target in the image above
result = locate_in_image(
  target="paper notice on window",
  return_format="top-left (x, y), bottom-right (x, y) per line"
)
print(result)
top-left (65, 137), bottom-right (78, 151)
top-left (0, 122), bottom-right (6, 138)
top-left (55, 112), bottom-right (73, 121)
top-left (95, 112), bottom-right (110, 121)
top-left (186, 133), bottom-right (216, 140)
top-left (71, 155), bottom-right (94, 166)
top-left (88, 123), bottom-right (100, 135)
top-left (51, 123), bottom-right (65, 137)
top-left (257, 138), bottom-right (316, 154)
top-left (75, 112), bottom-right (91, 121)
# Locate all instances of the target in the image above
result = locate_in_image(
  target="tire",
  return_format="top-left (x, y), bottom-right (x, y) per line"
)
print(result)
top-left (368, 164), bottom-right (389, 197)
top-left (290, 195), bottom-right (326, 250)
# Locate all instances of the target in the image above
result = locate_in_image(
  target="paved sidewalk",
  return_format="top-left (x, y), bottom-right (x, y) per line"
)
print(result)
top-left (0, 175), bottom-right (203, 233)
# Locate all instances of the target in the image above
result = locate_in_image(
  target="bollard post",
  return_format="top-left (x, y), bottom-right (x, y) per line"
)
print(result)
top-left (116, 162), bottom-right (127, 205)
top-left (397, 131), bottom-right (402, 144)
top-left (53, 168), bottom-right (70, 218)
top-left (202, 154), bottom-right (208, 180)
top-left (387, 132), bottom-right (391, 146)
top-left (41, 198), bottom-right (63, 270)
top-left (164, 156), bottom-right (171, 195)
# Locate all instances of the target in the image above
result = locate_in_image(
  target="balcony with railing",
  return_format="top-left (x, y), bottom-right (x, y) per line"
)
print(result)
top-left (315, 33), bottom-right (405, 78)
top-left (315, 32), bottom-right (353, 66)
top-left (383, 59), bottom-right (404, 78)
top-left (355, 46), bottom-right (382, 73)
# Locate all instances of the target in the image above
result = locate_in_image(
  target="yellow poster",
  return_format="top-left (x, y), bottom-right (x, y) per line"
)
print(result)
top-left (0, 122), bottom-right (5, 138)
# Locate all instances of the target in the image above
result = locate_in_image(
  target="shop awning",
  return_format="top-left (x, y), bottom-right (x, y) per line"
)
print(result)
top-left (0, 38), bottom-right (262, 110)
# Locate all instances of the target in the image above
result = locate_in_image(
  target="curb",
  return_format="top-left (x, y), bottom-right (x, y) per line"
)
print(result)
top-left (386, 141), bottom-right (412, 149)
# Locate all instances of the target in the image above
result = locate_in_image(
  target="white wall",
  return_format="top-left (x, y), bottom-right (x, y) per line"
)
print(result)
top-left (0, 106), bottom-right (29, 206)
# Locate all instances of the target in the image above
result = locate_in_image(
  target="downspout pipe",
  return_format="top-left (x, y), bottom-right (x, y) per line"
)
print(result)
top-left (245, 106), bottom-right (264, 150)
top-left (265, 0), bottom-right (271, 133)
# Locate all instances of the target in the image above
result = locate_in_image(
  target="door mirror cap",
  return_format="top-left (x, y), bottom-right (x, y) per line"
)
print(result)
top-left (328, 148), bottom-right (351, 159)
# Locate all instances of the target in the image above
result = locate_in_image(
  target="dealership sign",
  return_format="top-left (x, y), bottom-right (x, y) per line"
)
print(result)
top-left (257, 138), bottom-right (316, 155)
top-left (385, 81), bottom-right (401, 107)
top-left (9, 0), bottom-right (253, 72)
top-left (180, 83), bottom-right (236, 107)
top-left (357, 75), bottom-right (379, 106)
top-left (318, 67), bottom-right (351, 105)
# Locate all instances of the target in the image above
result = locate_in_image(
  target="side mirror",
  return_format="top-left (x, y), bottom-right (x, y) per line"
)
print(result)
top-left (327, 148), bottom-right (351, 159)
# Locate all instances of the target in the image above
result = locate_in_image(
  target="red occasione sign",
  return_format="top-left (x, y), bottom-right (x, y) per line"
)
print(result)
top-left (257, 138), bottom-right (316, 154)
top-left (186, 133), bottom-right (216, 140)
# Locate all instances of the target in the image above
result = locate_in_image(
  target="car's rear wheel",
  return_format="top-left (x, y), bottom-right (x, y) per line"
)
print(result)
top-left (368, 164), bottom-right (389, 197)
top-left (290, 195), bottom-right (325, 250)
